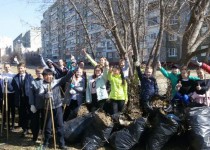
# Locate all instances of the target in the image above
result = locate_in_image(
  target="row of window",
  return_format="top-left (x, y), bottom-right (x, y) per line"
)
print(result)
top-left (100, 41), bottom-right (113, 47)
top-left (96, 52), bottom-right (119, 59)
top-left (145, 33), bottom-right (177, 41)
top-left (147, 16), bottom-right (178, 26)
top-left (167, 45), bottom-right (209, 57)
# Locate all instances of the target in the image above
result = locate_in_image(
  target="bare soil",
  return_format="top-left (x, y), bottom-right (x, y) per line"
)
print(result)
top-left (77, 104), bottom-right (89, 117)
top-left (95, 111), bottom-right (113, 127)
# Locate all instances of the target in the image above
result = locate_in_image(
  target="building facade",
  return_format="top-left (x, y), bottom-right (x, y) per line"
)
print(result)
top-left (41, 0), bottom-right (119, 62)
top-left (0, 37), bottom-right (12, 63)
top-left (41, 0), bottom-right (210, 63)
top-left (13, 28), bottom-right (41, 54)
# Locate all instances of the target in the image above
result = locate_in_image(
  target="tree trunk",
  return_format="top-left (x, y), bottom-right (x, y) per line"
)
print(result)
top-left (180, 0), bottom-right (210, 66)
top-left (147, 0), bottom-right (165, 75)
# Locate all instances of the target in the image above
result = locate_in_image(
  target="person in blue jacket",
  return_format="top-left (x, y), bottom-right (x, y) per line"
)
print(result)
top-left (12, 62), bottom-right (34, 137)
top-left (136, 62), bottom-right (159, 117)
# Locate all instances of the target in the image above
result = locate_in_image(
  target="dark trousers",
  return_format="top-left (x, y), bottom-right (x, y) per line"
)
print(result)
top-left (140, 94), bottom-right (153, 116)
top-left (110, 100), bottom-right (125, 114)
top-left (44, 106), bottom-right (65, 147)
top-left (63, 100), bottom-right (78, 121)
top-left (18, 96), bottom-right (31, 131)
top-left (31, 109), bottom-right (44, 141)
top-left (172, 92), bottom-right (190, 105)
top-left (2, 93), bottom-right (15, 128)
top-left (88, 94), bottom-right (106, 112)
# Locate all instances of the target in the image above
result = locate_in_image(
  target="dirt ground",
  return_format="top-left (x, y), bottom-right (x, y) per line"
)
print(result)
top-left (0, 65), bottom-right (208, 150)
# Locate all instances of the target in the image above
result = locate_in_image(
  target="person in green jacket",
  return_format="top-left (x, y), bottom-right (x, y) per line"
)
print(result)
top-left (157, 61), bottom-right (200, 97)
top-left (108, 65), bottom-right (128, 114)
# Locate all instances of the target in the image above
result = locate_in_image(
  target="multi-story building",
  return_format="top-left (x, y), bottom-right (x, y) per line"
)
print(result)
top-left (144, 0), bottom-right (180, 63)
top-left (0, 37), bottom-right (12, 62)
top-left (41, 0), bottom-right (209, 63)
top-left (13, 28), bottom-right (41, 54)
top-left (41, 0), bottom-right (118, 62)
top-left (145, 0), bottom-right (210, 63)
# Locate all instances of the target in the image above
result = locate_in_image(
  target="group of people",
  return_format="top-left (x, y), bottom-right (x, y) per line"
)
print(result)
top-left (0, 49), bottom-right (210, 149)
top-left (139, 59), bottom-right (210, 116)
top-left (0, 48), bottom-right (129, 149)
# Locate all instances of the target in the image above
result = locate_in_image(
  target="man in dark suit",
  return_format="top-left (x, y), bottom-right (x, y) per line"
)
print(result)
top-left (12, 62), bottom-right (34, 137)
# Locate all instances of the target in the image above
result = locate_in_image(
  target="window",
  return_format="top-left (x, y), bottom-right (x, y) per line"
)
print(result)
top-left (70, 47), bottom-right (75, 51)
top-left (76, 14), bottom-right (79, 20)
top-left (107, 41), bottom-right (113, 47)
top-left (169, 16), bottom-right (178, 25)
top-left (96, 52), bottom-right (102, 57)
top-left (115, 52), bottom-right (120, 58)
top-left (168, 48), bottom-right (177, 57)
top-left (148, 17), bottom-right (159, 26)
top-left (69, 8), bottom-right (74, 14)
top-left (100, 42), bottom-right (106, 47)
top-left (149, 33), bottom-right (157, 39)
top-left (201, 53), bottom-right (206, 56)
top-left (90, 24), bottom-right (95, 30)
top-left (201, 45), bottom-right (209, 56)
top-left (201, 26), bottom-right (208, 34)
top-left (201, 45), bottom-right (208, 49)
top-left (107, 52), bottom-right (113, 58)
top-left (168, 34), bottom-right (177, 41)
top-left (69, 31), bottom-right (75, 36)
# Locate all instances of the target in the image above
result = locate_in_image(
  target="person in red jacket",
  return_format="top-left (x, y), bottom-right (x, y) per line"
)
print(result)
top-left (195, 58), bottom-right (210, 73)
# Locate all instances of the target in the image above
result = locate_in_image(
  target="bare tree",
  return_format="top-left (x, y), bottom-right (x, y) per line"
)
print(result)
top-left (179, 0), bottom-right (210, 65)
top-left (38, 0), bottom-right (210, 68)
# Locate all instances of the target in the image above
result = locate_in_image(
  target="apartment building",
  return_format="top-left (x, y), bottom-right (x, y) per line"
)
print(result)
top-left (145, 0), bottom-right (181, 63)
top-left (0, 37), bottom-right (12, 62)
top-left (41, 0), bottom-right (210, 63)
top-left (146, 0), bottom-right (210, 63)
top-left (13, 28), bottom-right (41, 54)
top-left (41, 0), bottom-right (118, 62)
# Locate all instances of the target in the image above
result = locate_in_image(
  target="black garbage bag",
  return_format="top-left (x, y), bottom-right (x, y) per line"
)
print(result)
top-left (82, 112), bottom-right (114, 150)
top-left (109, 117), bottom-right (146, 150)
top-left (186, 106), bottom-right (210, 150)
top-left (146, 112), bottom-right (179, 150)
top-left (162, 132), bottom-right (190, 150)
top-left (64, 113), bottom-right (94, 143)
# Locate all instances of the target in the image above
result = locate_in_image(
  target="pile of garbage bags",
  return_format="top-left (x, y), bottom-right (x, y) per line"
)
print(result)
top-left (63, 106), bottom-right (210, 150)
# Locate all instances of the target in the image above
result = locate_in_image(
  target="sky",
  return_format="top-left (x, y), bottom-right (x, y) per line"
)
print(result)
top-left (0, 0), bottom-right (51, 41)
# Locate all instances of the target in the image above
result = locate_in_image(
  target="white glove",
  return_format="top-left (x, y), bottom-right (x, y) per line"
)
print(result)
top-left (195, 57), bottom-right (202, 67)
top-left (30, 105), bottom-right (37, 113)
top-left (69, 89), bottom-right (76, 94)
top-left (14, 57), bottom-right (18, 62)
top-left (14, 57), bottom-right (19, 64)
top-left (196, 61), bottom-right (202, 67)
top-left (45, 92), bottom-right (53, 99)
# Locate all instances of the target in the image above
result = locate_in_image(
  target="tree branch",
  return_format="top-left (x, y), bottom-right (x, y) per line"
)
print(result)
top-left (68, 0), bottom-right (95, 59)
